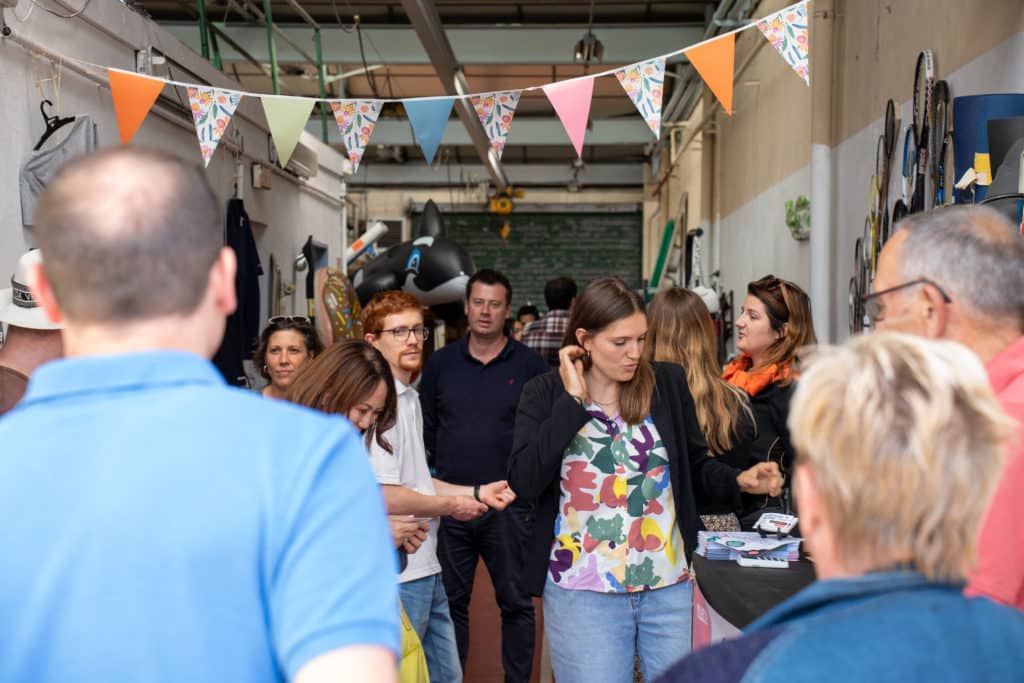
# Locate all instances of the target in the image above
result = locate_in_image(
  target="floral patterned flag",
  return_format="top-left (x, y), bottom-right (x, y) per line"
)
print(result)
top-left (471, 90), bottom-right (521, 160)
top-left (757, 3), bottom-right (810, 86)
top-left (329, 100), bottom-right (383, 172)
top-left (614, 57), bottom-right (665, 139)
top-left (187, 87), bottom-right (242, 167)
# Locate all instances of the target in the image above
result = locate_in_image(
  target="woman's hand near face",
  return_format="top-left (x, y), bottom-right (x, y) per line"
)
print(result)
top-left (558, 345), bottom-right (588, 401)
top-left (736, 461), bottom-right (784, 496)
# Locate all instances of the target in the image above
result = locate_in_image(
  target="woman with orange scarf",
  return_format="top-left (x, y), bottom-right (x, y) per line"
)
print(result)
top-left (724, 275), bottom-right (817, 528)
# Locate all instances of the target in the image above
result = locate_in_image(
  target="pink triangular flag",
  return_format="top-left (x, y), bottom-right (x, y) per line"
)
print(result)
top-left (543, 78), bottom-right (595, 158)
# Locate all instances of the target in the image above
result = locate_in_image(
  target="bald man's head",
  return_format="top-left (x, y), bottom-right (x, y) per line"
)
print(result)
top-left (33, 147), bottom-right (222, 324)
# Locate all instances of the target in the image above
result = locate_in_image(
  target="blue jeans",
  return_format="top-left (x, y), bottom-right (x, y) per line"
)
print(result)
top-left (439, 504), bottom-right (535, 682)
top-left (543, 576), bottom-right (693, 683)
top-left (400, 573), bottom-right (462, 683)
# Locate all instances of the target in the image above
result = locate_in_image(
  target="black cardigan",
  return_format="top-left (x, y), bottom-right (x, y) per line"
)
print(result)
top-left (697, 408), bottom-right (754, 516)
top-left (507, 361), bottom-right (742, 597)
top-left (739, 380), bottom-right (795, 523)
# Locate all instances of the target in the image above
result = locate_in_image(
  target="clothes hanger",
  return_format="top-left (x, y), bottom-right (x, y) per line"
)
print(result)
top-left (33, 99), bottom-right (75, 152)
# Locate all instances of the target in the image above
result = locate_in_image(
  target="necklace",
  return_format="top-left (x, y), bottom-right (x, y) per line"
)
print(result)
top-left (588, 395), bottom-right (619, 406)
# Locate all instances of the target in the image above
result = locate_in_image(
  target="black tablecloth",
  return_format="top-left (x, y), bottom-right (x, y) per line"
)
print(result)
top-left (692, 554), bottom-right (817, 629)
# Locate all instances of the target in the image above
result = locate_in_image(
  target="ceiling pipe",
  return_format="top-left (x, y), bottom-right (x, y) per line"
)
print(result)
top-left (399, 0), bottom-right (509, 192)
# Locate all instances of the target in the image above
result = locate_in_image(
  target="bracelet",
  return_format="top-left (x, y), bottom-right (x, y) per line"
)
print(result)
top-left (473, 484), bottom-right (481, 502)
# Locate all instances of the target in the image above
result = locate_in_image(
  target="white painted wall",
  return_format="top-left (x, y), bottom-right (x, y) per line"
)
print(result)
top-left (714, 29), bottom-right (1024, 346)
top-left (0, 1), bottom-right (350, 324)
top-left (716, 164), bottom-right (812, 308)
top-left (832, 30), bottom-right (1024, 339)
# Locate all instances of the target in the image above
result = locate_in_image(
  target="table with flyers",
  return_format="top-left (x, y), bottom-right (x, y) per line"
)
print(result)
top-left (691, 553), bottom-right (817, 648)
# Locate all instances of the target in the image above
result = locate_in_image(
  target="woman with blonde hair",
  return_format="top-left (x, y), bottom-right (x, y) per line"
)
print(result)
top-left (645, 288), bottom-right (753, 531)
top-left (509, 276), bottom-right (782, 683)
top-left (723, 275), bottom-right (816, 527)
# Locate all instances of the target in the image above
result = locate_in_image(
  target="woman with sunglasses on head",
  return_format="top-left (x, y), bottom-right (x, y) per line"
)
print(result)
top-left (645, 287), bottom-right (754, 532)
top-left (724, 275), bottom-right (817, 528)
top-left (253, 316), bottom-right (324, 400)
top-left (508, 276), bottom-right (782, 683)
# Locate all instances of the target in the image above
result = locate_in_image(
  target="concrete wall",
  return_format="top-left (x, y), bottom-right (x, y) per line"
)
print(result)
top-left (0, 2), bottom-right (350, 325)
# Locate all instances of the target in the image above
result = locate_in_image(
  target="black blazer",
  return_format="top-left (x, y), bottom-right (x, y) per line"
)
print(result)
top-left (508, 361), bottom-right (742, 597)
top-left (739, 381), bottom-right (795, 522)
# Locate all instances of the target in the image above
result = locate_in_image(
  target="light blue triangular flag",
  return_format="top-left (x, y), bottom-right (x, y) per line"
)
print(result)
top-left (403, 97), bottom-right (455, 166)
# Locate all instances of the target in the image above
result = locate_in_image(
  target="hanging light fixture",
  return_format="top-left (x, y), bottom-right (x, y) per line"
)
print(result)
top-left (573, 0), bottom-right (603, 66)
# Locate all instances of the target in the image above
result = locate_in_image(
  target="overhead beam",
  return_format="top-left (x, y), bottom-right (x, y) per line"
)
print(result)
top-left (308, 117), bottom-right (655, 147)
top-left (349, 162), bottom-right (645, 188)
top-left (399, 0), bottom-right (508, 191)
top-left (161, 23), bottom-right (704, 65)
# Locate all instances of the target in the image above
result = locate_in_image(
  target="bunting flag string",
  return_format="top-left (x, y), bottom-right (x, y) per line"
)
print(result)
top-left (188, 87), bottom-right (242, 167)
top-left (261, 95), bottom-right (317, 167)
top-left (684, 33), bottom-right (736, 115)
top-left (757, 3), bottom-right (810, 86)
top-left (615, 57), bottom-right (666, 139)
top-left (330, 100), bottom-right (383, 172)
top-left (472, 90), bottom-right (521, 160)
top-left (403, 97), bottom-right (455, 166)
top-left (108, 70), bottom-right (165, 145)
top-left (543, 78), bottom-right (595, 159)
top-left (95, 0), bottom-right (809, 168)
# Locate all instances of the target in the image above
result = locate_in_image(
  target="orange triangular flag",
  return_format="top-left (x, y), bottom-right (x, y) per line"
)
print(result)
top-left (684, 33), bottom-right (735, 115)
top-left (108, 69), bottom-right (166, 144)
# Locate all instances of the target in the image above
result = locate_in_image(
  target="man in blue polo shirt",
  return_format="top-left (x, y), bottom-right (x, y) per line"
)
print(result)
top-left (420, 268), bottom-right (548, 682)
top-left (0, 147), bottom-right (399, 683)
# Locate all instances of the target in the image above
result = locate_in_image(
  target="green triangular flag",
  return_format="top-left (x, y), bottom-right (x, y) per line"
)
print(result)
top-left (260, 95), bottom-right (317, 167)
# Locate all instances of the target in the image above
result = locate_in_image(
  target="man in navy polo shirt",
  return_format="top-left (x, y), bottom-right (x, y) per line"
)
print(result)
top-left (0, 147), bottom-right (399, 683)
top-left (420, 268), bottom-right (548, 682)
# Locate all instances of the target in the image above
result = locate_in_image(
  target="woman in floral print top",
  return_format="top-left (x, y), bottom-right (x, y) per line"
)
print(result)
top-left (508, 277), bottom-right (783, 683)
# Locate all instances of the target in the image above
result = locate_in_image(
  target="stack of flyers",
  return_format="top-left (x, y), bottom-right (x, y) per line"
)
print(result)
top-left (696, 531), bottom-right (801, 562)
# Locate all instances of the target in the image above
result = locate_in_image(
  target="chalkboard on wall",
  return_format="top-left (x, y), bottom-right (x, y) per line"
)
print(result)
top-left (417, 211), bottom-right (643, 313)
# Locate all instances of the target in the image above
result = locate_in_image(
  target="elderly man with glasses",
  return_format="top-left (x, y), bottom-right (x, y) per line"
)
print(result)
top-left (865, 205), bottom-right (1024, 610)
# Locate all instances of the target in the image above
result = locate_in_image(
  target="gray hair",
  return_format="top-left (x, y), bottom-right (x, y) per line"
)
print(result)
top-left (896, 206), bottom-right (1024, 329)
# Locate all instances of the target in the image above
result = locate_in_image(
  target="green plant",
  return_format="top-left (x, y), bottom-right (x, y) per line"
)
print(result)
top-left (785, 195), bottom-right (811, 240)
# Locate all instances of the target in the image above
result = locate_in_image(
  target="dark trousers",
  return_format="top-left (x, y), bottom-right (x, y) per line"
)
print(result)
top-left (438, 503), bottom-right (536, 683)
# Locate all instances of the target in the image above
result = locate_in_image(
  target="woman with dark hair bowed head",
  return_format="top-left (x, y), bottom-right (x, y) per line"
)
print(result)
top-left (645, 288), bottom-right (755, 532)
top-left (286, 340), bottom-right (431, 682)
top-left (508, 276), bottom-right (782, 683)
top-left (286, 339), bottom-right (430, 556)
top-left (253, 316), bottom-right (324, 400)
top-left (723, 275), bottom-right (817, 528)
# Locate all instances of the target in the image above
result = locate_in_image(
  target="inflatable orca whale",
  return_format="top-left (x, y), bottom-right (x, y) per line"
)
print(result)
top-left (353, 200), bottom-right (475, 322)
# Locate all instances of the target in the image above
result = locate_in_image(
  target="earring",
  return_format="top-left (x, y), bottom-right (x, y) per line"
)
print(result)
top-left (262, 364), bottom-right (268, 373)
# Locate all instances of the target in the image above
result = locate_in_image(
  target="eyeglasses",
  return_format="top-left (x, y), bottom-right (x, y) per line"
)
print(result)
top-left (269, 315), bottom-right (311, 326)
top-left (861, 278), bottom-right (952, 324)
top-left (376, 325), bottom-right (431, 342)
